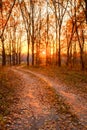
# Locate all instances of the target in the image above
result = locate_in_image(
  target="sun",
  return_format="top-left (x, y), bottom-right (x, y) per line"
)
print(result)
top-left (22, 45), bottom-right (27, 54)
top-left (42, 50), bottom-right (46, 55)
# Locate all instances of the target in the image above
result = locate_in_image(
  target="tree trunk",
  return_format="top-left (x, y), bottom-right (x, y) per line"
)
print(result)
top-left (31, 2), bottom-right (34, 66)
top-left (66, 47), bottom-right (70, 66)
top-left (80, 48), bottom-right (85, 70)
top-left (2, 40), bottom-right (6, 66)
top-left (46, 1), bottom-right (49, 66)
top-left (58, 27), bottom-right (61, 67)
top-left (27, 37), bottom-right (30, 66)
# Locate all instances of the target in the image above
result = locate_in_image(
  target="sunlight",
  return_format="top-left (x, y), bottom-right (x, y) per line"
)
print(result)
top-left (22, 45), bottom-right (27, 54)
top-left (42, 50), bottom-right (46, 55)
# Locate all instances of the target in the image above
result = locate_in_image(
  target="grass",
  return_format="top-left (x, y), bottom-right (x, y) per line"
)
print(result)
top-left (0, 65), bottom-right (86, 128)
top-left (24, 65), bottom-right (87, 96)
top-left (23, 69), bottom-right (80, 124)
top-left (24, 67), bottom-right (82, 124)
top-left (40, 82), bottom-right (80, 124)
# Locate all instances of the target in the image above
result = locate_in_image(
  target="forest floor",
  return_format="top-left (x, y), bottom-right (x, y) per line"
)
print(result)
top-left (0, 65), bottom-right (87, 130)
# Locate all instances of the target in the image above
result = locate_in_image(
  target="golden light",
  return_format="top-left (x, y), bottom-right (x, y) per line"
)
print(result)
top-left (42, 50), bottom-right (46, 55)
top-left (22, 45), bottom-right (27, 54)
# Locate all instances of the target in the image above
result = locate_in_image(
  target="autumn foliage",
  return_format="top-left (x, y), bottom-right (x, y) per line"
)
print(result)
top-left (0, 0), bottom-right (87, 69)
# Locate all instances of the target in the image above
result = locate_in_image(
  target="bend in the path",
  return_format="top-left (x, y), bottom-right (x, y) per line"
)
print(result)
top-left (15, 67), bottom-right (87, 128)
top-left (6, 68), bottom-right (59, 129)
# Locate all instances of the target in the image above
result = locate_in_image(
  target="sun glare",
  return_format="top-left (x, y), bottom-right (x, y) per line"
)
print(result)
top-left (22, 46), bottom-right (27, 54)
top-left (42, 51), bottom-right (46, 55)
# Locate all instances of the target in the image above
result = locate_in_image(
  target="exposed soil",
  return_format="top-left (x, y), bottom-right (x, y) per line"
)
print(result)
top-left (21, 68), bottom-right (87, 127)
top-left (0, 67), bottom-right (87, 130)
top-left (16, 66), bottom-right (87, 128)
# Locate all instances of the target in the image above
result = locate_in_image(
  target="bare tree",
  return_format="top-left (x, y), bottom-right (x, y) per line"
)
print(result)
top-left (0, 0), bottom-right (16, 66)
top-left (50, 0), bottom-right (68, 66)
top-left (19, 0), bottom-right (31, 66)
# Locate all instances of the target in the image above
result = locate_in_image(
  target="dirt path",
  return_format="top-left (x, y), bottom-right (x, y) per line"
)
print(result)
top-left (14, 67), bottom-right (87, 129)
top-left (3, 67), bottom-right (86, 130)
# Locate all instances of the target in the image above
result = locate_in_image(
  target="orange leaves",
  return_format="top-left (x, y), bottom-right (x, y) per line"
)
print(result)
top-left (0, 18), bottom-right (6, 30)
top-left (2, 0), bottom-right (11, 11)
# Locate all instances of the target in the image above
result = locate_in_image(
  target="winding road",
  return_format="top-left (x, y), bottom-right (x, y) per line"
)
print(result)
top-left (20, 68), bottom-right (87, 127)
top-left (5, 67), bottom-right (87, 130)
